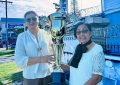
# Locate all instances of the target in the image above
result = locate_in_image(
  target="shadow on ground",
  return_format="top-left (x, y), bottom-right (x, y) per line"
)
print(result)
top-left (0, 71), bottom-right (23, 85)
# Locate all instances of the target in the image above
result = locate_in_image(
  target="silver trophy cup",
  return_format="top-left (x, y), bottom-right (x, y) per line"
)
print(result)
top-left (48, 9), bottom-right (66, 85)
top-left (49, 11), bottom-right (66, 72)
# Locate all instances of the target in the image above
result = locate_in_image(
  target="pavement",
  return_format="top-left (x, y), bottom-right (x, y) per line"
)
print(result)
top-left (0, 48), bottom-right (15, 64)
top-left (0, 56), bottom-right (15, 64)
top-left (0, 47), bottom-right (6, 50)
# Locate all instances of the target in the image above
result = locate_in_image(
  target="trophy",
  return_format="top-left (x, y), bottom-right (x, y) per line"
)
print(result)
top-left (48, 10), bottom-right (66, 85)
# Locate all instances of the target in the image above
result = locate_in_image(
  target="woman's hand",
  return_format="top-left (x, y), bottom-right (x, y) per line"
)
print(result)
top-left (61, 64), bottom-right (70, 71)
top-left (27, 55), bottom-right (55, 65)
top-left (40, 55), bottom-right (55, 63)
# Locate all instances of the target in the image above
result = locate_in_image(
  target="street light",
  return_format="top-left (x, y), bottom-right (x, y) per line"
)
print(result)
top-left (0, 0), bottom-right (12, 50)
top-left (53, 3), bottom-right (60, 9)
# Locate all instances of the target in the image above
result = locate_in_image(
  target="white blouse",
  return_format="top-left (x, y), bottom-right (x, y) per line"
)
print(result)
top-left (70, 44), bottom-right (105, 85)
top-left (15, 29), bottom-right (53, 79)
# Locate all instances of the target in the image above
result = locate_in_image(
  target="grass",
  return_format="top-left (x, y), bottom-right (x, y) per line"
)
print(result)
top-left (0, 49), bottom-right (23, 84)
top-left (0, 62), bottom-right (23, 85)
top-left (0, 50), bottom-right (14, 57)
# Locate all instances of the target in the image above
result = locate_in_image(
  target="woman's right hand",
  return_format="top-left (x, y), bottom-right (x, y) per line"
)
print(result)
top-left (27, 55), bottom-right (55, 66)
top-left (40, 55), bottom-right (55, 63)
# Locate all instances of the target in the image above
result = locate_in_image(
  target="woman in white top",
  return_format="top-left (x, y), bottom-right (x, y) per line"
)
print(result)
top-left (61, 22), bottom-right (105, 85)
top-left (15, 11), bottom-right (54, 85)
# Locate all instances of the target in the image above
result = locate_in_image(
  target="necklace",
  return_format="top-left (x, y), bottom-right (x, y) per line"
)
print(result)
top-left (37, 30), bottom-right (42, 52)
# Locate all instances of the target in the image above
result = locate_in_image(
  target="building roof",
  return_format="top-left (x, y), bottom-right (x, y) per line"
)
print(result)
top-left (0, 18), bottom-right (24, 23)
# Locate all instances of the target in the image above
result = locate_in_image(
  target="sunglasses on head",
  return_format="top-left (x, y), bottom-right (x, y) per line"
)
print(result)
top-left (25, 17), bottom-right (37, 22)
top-left (76, 30), bottom-right (89, 35)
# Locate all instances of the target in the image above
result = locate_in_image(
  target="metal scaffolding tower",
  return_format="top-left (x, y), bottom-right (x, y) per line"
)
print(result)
top-left (70, 0), bottom-right (79, 14)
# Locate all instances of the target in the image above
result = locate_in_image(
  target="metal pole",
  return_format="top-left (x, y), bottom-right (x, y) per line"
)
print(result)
top-left (101, 0), bottom-right (103, 13)
top-left (5, 0), bottom-right (8, 50)
top-left (73, 0), bottom-right (75, 14)
top-left (0, 0), bottom-right (12, 50)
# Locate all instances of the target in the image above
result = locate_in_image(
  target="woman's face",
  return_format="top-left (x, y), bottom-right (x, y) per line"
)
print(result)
top-left (76, 24), bottom-right (92, 44)
top-left (25, 13), bottom-right (39, 30)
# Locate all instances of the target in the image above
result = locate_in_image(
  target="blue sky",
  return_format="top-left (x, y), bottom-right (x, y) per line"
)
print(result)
top-left (0, 0), bottom-right (101, 18)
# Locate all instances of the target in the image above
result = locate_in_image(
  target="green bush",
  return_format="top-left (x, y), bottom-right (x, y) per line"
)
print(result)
top-left (0, 50), bottom-right (14, 57)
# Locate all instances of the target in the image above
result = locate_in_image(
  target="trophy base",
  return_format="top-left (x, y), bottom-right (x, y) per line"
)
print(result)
top-left (50, 72), bottom-right (66, 85)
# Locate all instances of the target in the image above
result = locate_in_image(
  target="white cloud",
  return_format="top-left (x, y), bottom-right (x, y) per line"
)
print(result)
top-left (0, 0), bottom-right (59, 18)
top-left (0, 0), bottom-right (100, 18)
top-left (79, 0), bottom-right (101, 9)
